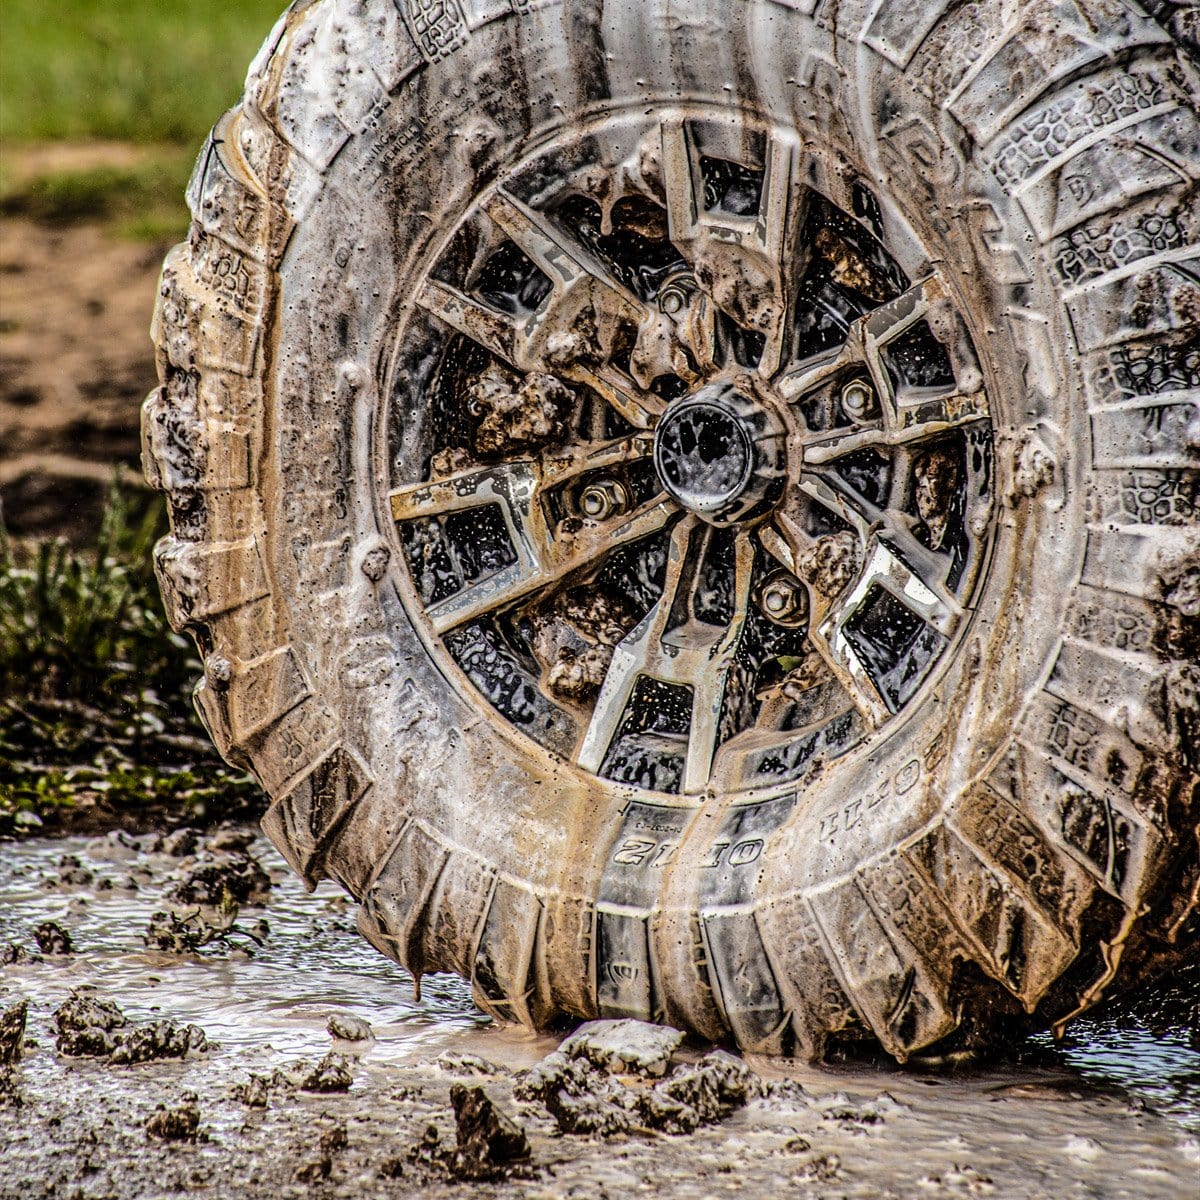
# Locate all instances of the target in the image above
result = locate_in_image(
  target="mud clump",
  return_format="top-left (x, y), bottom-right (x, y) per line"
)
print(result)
top-left (110, 1019), bottom-right (210, 1065)
top-left (651, 1051), bottom-right (759, 1129)
top-left (0, 1069), bottom-right (22, 1110)
top-left (54, 991), bottom-right (210, 1063)
top-left (300, 1053), bottom-right (354, 1093)
top-left (54, 992), bottom-right (128, 1057)
top-left (143, 905), bottom-right (267, 955)
top-left (146, 1101), bottom-right (201, 1142)
top-left (450, 1084), bottom-right (532, 1180)
top-left (33, 920), bottom-right (73, 955)
top-left (54, 854), bottom-right (94, 887)
top-left (154, 828), bottom-right (200, 857)
top-left (559, 1018), bottom-right (684, 1077)
top-left (295, 1120), bottom-right (349, 1183)
top-left (516, 1020), bottom-right (766, 1137)
top-left (0, 1001), bottom-right (28, 1066)
top-left (166, 851), bottom-right (271, 906)
top-left (234, 1073), bottom-right (272, 1109)
top-left (396, 1095), bottom-right (532, 1186)
top-left (0, 943), bottom-right (35, 966)
top-left (294, 1157), bottom-right (332, 1183)
top-left (431, 1052), bottom-right (500, 1077)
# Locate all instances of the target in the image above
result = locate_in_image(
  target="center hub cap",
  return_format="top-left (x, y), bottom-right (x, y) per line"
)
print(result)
top-left (653, 382), bottom-right (787, 525)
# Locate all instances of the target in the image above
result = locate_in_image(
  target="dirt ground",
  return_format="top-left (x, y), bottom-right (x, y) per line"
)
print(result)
top-left (1, 828), bottom-right (1196, 1200)
top-left (0, 206), bottom-right (165, 540)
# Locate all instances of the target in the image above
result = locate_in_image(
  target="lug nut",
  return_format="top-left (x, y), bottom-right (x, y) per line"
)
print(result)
top-left (841, 378), bottom-right (876, 423)
top-left (579, 479), bottom-right (629, 522)
top-left (657, 270), bottom-right (697, 317)
top-left (759, 573), bottom-right (807, 624)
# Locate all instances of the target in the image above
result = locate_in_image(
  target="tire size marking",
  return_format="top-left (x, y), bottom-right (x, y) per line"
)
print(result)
top-left (818, 757), bottom-right (925, 844)
top-left (609, 837), bottom-right (765, 869)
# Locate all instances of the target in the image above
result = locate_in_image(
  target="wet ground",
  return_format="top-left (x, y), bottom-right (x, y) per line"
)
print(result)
top-left (1, 828), bottom-right (1197, 1198)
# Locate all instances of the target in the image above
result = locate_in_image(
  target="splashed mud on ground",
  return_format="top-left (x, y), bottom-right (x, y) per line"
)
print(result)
top-left (0, 830), bottom-right (1196, 1198)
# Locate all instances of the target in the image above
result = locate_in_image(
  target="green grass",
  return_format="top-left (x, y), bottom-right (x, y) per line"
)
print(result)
top-left (0, 485), bottom-right (262, 831)
top-left (1, 0), bottom-right (288, 146)
top-left (0, 155), bottom-right (194, 237)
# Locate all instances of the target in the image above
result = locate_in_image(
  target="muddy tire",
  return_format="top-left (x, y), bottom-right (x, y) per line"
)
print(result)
top-left (144, 0), bottom-right (1200, 1060)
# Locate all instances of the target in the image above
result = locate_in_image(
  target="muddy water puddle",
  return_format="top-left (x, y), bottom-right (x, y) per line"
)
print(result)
top-left (1, 830), bottom-right (1197, 1198)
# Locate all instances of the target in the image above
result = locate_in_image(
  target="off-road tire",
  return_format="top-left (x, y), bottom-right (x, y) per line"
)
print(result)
top-left (144, 0), bottom-right (1200, 1060)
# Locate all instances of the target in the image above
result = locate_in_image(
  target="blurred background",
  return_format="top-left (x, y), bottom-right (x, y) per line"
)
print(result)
top-left (1, 1), bottom-right (286, 830)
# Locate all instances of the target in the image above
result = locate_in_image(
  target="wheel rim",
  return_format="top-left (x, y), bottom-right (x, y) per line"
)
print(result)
top-left (386, 112), bottom-right (996, 798)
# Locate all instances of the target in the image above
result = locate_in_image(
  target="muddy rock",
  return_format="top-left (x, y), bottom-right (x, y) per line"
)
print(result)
top-left (295, 1157), bottom-right (332, 1183)
top-left (0, 1001), bottom-right (28, 1066)
top-left (655, 1051), bottom-right (760, 1127)
top-left (516, 1050), bottom-right (643, 1135)
top-left (143, 906), bottom-right (265, 955)
top-left (146, 1101), bottom-right (201, 1142)
top-left (166, 851), bottom-right (271, 906)
top-left (55, 854), bottom-right (94, 886)
top-left (450, 1084), bottom-right (532, 1180)
top-left (320, 1120), bottom-right (349, 1156)
top-left (400, 1121), bottom-right (460, 1179)
top-left (327, 1013), bottom-right (373, 1042)
top-left (300, 1053), bottom-right (354, 1093)
top-left (378, 1155), bottom-right (407, 1180)
top-left (33, 920), bottom-right (73, 954)
top-left (0, 1068), bottom-right (24, 1110)
top-left (295, 1121), bottom-right (349, 1183)
top-left (206, 827), bottom-right (258, 853)
top-left (559, 1018), bottom-right (685, 1078)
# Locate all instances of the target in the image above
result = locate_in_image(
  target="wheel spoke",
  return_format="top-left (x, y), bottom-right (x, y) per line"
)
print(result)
top-left (660, 120), bottom-right (806, 345)
top-left (861, 275), bottom-right (945, 349)
top-left (427, 497), bottom-right (675, 635)
top-left (756, 137), bottom-right (808, 379)
top-left (809, 532), bottom-right (959, 726)
top-left (540, 431), bottom-right (655, 487)
top-left (806, 619), bottom-right (891, 729)
top-left (768, 509), bottom-right (889, 728)
top-left (800, 472), bottom-right (963, 624)
top-left (483, 190), bottom-right (649, 318)
top-left (833, 536), bottom-right (958, 640)
top-left (391, 451), bottom-right (672, 634)
top-left (571, 363), bottom-right (662, 431)
top-left (800, 402), bottom-right (988, 466)
top-left (577, 520), bottom-right (755, 794)
top-left (420, 198), bottom-right (663, 430)
top-left (415, 279), bottom-right (520, 367)
top-left (659, 118), bottom-right (704, 244)
top-left (389, 461), bottom-right (538, 524)
top-left (777, 276), bottom-right (946, 406)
